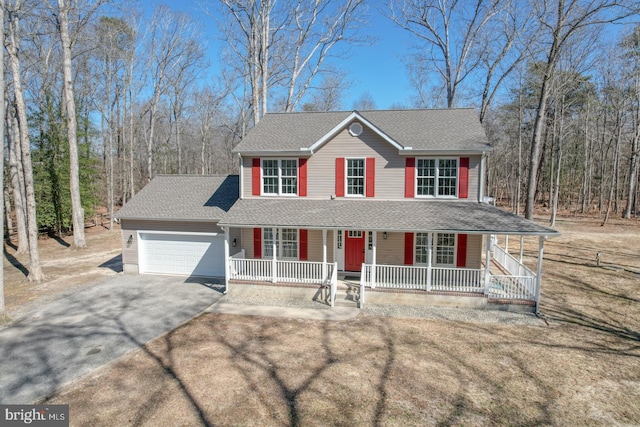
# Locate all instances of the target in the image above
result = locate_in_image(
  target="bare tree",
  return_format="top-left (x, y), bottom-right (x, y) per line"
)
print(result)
top-left (621, 26), bottom-right (640, 218)
top-left (55, 0), bottom-right (105, 248)
top-left (523, 0), bottom-right (636, 219)
top-left (6, 0), bottom-right (45, 281)
top-left (389, 0), bottom-right (503, 108)
top-left (215, 0), bottom-right (366, 124)
top-left (282, 0), bottom-right (367, 112)
top-left (142, 6), bottom-right (200, 181)
top-left (353, 91), bottom-right (377, 110)
top-left (305, 72), bottom-right (348, 111)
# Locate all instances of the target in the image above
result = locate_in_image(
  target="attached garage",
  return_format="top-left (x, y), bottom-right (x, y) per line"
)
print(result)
top-left (115, 175), bottom-right (241, 278)
top-left (138, 232), bottom-right (225, 277)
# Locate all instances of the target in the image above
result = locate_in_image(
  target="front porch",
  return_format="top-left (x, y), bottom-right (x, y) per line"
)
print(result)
top-left (225, 236), bottom-right (543, 312)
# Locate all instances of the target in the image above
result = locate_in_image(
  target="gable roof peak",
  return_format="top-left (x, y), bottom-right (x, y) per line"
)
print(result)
top-left (234, 108), bottom-right (489, 154)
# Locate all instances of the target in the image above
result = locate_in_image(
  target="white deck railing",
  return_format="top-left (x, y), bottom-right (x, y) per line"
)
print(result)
top-left (488, 275), bottom-right (536, 300)
top-left (229, 257), bottom-right (334, 286)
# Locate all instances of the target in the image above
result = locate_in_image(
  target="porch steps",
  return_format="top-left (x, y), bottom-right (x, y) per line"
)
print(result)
top-left (333, 280), bottom-right (360, 308)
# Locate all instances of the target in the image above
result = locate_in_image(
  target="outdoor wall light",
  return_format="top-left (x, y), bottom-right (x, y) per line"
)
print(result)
top-left (126, 234), bottom-right (133, 248)
top-left (383, 232), bottom-right (388, 240)
top-left (232, 238), bottom-right (237, 247)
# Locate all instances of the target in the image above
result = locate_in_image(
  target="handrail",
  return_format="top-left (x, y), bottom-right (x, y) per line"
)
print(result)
top-left (330, 262), bottom-right (338, 307)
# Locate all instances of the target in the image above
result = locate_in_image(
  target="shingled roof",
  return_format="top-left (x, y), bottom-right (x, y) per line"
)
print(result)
top-left (233, 108), bottom-right (491, 154)
top-left (218, 199), bottom-right (558, 236)
top-left (115, 175), bottom-right (239, 221)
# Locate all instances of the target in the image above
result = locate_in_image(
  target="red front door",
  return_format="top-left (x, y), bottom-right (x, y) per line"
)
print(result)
top-left (345, 231), bottom-right (365, 271)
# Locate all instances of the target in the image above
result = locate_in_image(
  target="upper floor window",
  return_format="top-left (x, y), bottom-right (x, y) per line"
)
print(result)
top-left (347, 158), bottom-right (365, 196)
top-left (416, 158), bottom-right (458, 197)
top-left (262, 159), bottom-right (297, 195)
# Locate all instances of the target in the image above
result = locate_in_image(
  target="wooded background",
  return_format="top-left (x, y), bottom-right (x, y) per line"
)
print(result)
top-left (2, 0), bottom-right (639, 284)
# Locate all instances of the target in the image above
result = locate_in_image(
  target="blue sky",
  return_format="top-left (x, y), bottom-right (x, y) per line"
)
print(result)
top-left (146, 0), bottom-right (416, 109)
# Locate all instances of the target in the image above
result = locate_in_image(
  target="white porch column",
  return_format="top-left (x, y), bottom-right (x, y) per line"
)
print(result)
top-left (484, 234), bottom-right (492, 294)
top-left (519, 236), bottom-right (525, 263)
top-left (505, 235), bottom-right (509, 253)
top-left (371, 231), bottom-right (377, 288)
top-left (535, 236), bottom-right (546, 313)
top-left (426, 232), bottom-right (433, 291)
top-left (223, 227), bottom-right (230, 293)
top-left (272, 229), bottom-right (277, 283)
top-left (322, 229), bottom-right (327, 281)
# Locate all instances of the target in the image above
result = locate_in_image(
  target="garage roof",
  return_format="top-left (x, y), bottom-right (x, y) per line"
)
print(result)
top-left (218, 198), bottom-right (558, 236)
top-left (115, 175), bottom-right (239, 222)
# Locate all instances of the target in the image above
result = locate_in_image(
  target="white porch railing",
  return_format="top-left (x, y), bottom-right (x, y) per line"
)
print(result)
top-left (229, 257), bottom-right (334, 287)
top-left (488, 275), bottom-right (536, 300)
top-left (230, 258), bottom-right (273, 282)
top-left (362, 264), bottom-right (484, 294)
top-left (431, 267), bottom-right (484, 293)
top-left (492, 243), bottom-right (536, 279)
top-left (490, 243), bottom-right (537, 300)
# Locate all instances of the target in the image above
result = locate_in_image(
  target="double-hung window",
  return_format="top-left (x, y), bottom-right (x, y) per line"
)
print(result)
top-left (262, 159), bottom-right (297, 195)
top-left (414, 232), bottom-right (456, 266)
top-left (436, 233), bottom-right (455, 266)
top-left (263, 228), bottom-right (298, 259)
top-left (347, 159), bottom-right (365, 196)
top-left (416, 158), bottom-right (458, 197)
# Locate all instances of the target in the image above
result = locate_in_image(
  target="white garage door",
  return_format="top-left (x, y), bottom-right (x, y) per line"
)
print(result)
top-left (139, 233), bottom-right (225, 277)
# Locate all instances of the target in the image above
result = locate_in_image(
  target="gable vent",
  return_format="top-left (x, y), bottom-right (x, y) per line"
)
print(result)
top-left (349, 122), bottom-right (363, 137)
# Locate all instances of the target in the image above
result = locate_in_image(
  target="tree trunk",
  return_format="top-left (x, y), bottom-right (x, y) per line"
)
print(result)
top-left (602, 116), bottom-right (622, 226)
top-left (525, 58), bottom-right (555, 219)
top-left (7, 6), bottom-right (45, 281)
top-left (0, 0), bottom-right (5, 314)
top-left (622, 107), bottom-right (639, 218)
top-left (7, 107), bottom-right (27, 253)
top-left (4, 190), bottom-right (14, 238)
top-left (57, 0), bottom-right (86, 248)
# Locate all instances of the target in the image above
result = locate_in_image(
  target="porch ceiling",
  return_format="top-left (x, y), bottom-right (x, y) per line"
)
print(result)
top-left (218, 199), bottom-right (559, 236)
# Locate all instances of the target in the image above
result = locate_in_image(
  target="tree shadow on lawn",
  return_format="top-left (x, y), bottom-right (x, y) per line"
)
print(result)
top-left (181, 315), bottom-right (558, 426)
top-left (3, 247), bottom-right (28, 277)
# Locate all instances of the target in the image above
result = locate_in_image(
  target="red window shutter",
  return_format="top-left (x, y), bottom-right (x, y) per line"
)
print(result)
top-left (252, 158), bottom-right (261, 196)
top-left (253, 228), bottom-right (262, 259)
top-left (405, 157), bottom-right (415, 198)
top-left (335, 157), bottom-right (345, 197)
top-left (456, 234), bottom-right (467, 268)
top-left (459, 157), bottom-right (469, 199)
top-left (299, 158), bottom-right (307, 197)
top-left (404, 232), bottom-right (414, 265)
top-left (366, 157), bottom-right (375, 197)
top-left (299, 229), bottom-right (308, 260)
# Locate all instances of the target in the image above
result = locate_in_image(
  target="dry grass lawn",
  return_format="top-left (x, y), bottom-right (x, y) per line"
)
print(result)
top-left (27, 217), bottom-right (640, 425)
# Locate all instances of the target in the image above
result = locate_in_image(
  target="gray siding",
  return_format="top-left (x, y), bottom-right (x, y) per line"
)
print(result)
top-left (120, 219), bottom-right (230, 267)
top-left (307, 126), bottom-right (405, 199)
top-left (466, 234), bottom-right (482, 269)
top-left (242, 156), bottom-right (253, 198)
top-left (375, 232), bottom-right (406, 265)
top-left (241, 125), bottom-right (482, 202)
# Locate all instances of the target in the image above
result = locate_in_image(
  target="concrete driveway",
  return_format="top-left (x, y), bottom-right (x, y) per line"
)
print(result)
top-left (0, 274), bottom-right (225, 404)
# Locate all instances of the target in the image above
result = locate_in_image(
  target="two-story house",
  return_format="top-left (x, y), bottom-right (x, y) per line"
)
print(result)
top-left (116, 109), bottom-right (557, 312)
